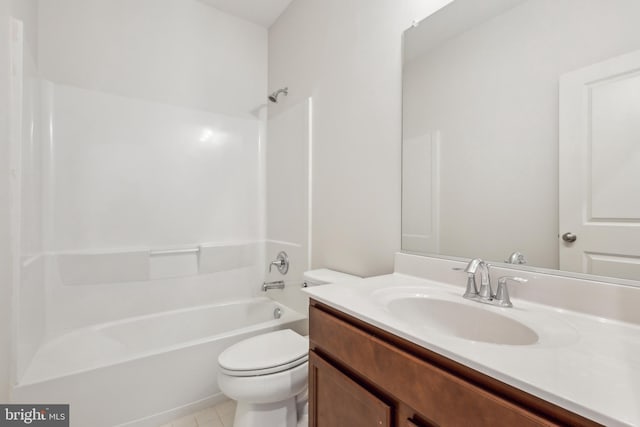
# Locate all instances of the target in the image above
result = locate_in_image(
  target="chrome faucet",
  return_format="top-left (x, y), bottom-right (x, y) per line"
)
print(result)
top-left (455, 259), bottom-right (528, 307)
top-left (464, 258), bottom-right (492, 301)
top-left (268, 251), bottom-right (289, 274)
top-left (505, 251), bottom-right (527, 265)
top-left (262, 280), bottom-right (285, 292)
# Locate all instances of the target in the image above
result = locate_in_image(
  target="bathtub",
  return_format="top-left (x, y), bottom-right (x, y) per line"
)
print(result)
top-left (13, 297), bottom-right (307, 427)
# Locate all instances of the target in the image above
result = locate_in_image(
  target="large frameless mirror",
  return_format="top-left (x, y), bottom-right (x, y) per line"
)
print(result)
top-left (402, 0), bottom-right (640, 285)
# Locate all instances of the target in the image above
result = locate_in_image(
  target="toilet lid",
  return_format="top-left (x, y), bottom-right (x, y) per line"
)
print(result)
top-left (218, 329), bottom-right (309, 377)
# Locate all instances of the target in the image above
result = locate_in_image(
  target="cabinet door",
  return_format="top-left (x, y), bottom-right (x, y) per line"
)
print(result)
top-left (309, 350), bottom-right (392, 427)
top-left (398, 404), bottom-right (439, 427)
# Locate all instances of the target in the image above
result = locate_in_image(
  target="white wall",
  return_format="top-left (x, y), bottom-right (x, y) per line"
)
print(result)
top-left (38, 0), bottom-right (267, 119)
top-left (9, 0), bottom-right (44, 383)
top-left (47, 83), bottom-right (261, 252)
top-left (0, 0), bottom-right (12, 402)
top-left (267, 100), bottom-right (310, 252)
top-left (37, 0), bottom-right (268, 254)
top-left (265, 98), bottom-right (312, 313)
top-left (403, 0), bottom-right (640, 268)
top-left (8, 0), bottom-right (35, 61)
top-left (268, 0), bottom-right (452, 277)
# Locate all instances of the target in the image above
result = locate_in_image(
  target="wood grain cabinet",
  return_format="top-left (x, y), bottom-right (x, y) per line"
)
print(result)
top-left (309, 351), bottom-right (391, 427)
top-left (308, 300), bottom-right (601, 427)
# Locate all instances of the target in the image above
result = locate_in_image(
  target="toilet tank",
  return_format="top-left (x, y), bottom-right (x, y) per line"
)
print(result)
top-left (302, 269), bottom-right (360, 287)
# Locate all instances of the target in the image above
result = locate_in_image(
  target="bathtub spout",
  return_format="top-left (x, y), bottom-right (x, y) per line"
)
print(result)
top-left (262, 280), bottom-right (285, 292)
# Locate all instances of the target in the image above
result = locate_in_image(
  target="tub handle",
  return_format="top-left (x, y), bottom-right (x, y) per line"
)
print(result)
top-left (268, 251), bottom-right (289, 274)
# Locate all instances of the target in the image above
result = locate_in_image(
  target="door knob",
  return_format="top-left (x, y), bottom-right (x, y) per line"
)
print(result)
top-left (562, 232), bottom-right (577, 243)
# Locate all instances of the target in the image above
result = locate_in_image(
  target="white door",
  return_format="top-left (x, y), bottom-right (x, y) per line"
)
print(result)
top-left (559, 50), bottom-right (640, 280)
top-left (402, 131), bottom-right (440, 254)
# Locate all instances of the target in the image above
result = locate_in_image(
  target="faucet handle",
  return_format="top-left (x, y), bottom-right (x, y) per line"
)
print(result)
top-left (268, 251), bottom-right (289, 274)
top-left (505, 251), bottom-right (527, 265)
top-left (494, 276), bottom-right (528, 307)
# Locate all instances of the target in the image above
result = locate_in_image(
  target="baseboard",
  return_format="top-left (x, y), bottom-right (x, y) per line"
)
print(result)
top-left (115, 393), bottom-right (228, 427)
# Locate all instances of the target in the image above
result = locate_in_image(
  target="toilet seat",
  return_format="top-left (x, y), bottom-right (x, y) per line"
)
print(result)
top-left (220, 354), bottom-right (308, 377)
top-left (219, 329), bottom-right (309, 377)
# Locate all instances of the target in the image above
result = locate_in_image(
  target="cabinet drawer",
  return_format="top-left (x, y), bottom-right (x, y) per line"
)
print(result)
top-left (309, 304), bottom-right (559, 427)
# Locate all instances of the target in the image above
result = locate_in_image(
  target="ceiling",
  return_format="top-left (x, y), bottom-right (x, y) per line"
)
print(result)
top-left (404, 0), bottom-right (525, 63)
top-left (198, 0), bottom-right (294, 28)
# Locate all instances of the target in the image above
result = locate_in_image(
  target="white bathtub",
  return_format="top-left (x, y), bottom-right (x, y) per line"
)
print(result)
top-left (13, 297), bottom-right (307, 427)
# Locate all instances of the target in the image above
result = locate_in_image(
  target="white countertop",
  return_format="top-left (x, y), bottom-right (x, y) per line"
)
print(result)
top-left (303, 273), bottom-right (640, 427)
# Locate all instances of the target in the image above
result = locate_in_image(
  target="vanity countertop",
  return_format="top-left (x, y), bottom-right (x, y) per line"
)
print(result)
top-left (303, 273), bottom-right (640, 427)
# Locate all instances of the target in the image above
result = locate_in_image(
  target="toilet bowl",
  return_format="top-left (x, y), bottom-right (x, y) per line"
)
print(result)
top-left (217, 269), bottom-right (360, 427)
top-left (218, 329), bottom-right (308, 427)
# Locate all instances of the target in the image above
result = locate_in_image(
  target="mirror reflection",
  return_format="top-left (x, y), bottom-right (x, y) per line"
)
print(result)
top-left (402, 0), bottom-right (640, 282)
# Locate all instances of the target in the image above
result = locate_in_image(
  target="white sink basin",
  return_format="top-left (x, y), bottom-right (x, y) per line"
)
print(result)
top-left (371, 286), bottom-right (578, 347)
top-left (387, 297), bottom-right (539, 345)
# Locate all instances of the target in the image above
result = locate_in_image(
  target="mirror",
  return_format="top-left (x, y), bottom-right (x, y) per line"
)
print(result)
top-left (402, 0), bottom-right (640, 284)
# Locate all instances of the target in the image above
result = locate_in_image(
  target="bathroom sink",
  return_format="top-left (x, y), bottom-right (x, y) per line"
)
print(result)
top-left (386, 297), bottom-right (539, 346)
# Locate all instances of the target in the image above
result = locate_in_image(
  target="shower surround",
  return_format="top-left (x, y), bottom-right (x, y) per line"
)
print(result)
top-left (10, 0), bottom-right (283, 424)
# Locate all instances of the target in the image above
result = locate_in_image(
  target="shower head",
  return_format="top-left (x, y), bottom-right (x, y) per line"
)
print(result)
top-left (268, 87), bottom-right (288, 103)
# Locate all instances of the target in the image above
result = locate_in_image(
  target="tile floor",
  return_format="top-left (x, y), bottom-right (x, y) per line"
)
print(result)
top-left (159, 399), bottom-right (236, 427)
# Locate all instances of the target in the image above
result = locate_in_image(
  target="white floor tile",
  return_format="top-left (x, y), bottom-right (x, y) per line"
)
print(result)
top-left (196, 416), bottom-right (224, 427)
top-left (171, 415), bottom-right (198, 427)
top-left (214, 400), bottom-right (236, 418)
top-left (219, 411), bottom-right (234, 427)
top-left (162, 400), bottom-right (234, 427)
top-left (197, 408), bottom-right (224, 427)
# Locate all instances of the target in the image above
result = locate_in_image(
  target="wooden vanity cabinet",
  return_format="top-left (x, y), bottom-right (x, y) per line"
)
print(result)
top-left (308, 300), bottom-right (601, 427)
top-left (309, 351), bottom-right (392, 427)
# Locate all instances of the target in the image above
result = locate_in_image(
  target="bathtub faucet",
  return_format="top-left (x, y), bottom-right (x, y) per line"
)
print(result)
top-left (262, 280), bottom-right (285, 292)
top-left (268, 251), bottom-right (289, 274)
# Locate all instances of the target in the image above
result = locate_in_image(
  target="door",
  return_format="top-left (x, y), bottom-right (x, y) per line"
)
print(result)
top-left (308, 351), bottom-right (392, 427)
top-left (402, 131), bottom-right (441, 254)
top-left (559, 50), bottom-right (640, 280)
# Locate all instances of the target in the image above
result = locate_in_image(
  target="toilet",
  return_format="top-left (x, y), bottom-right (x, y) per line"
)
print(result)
top-left (217, 269), bottom-right (360, 427)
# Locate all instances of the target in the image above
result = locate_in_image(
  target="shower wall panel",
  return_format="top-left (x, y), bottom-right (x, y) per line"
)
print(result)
top-left (47, 83), bottom-right (261, 251)
top-left (38, 83), bottom-right (264, 336)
